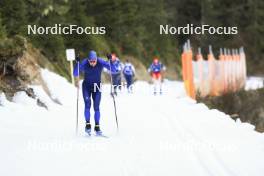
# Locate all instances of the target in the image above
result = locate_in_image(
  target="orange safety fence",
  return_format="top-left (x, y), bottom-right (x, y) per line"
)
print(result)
top-left (181, 41), bottom-right (196, 99)
top-left (181, 41), bottom-right (247, 99)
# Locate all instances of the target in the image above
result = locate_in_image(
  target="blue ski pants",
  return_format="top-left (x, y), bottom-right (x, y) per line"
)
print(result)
top-left (124, 74), bottom-right (133, 89)
top-left (82, 82), bottom-right (101, 125)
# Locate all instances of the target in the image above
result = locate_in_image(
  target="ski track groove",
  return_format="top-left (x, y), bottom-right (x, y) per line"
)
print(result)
top-left (155, 105), bottom-right (215, 176)
top-left (175, 103), bottom-right (238, 176)
top-left (163, 97), bottom-right (238, 176)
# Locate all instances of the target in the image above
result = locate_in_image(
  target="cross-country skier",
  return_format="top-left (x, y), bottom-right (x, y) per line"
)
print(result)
top-left (148, 57), bottom-right (166, 95)
top-left (106, 53), bottom-right (123, 96)
top-left (73, 50), bottom-right (115, 135)
top-left (123, 59), bottom-right (135, 93)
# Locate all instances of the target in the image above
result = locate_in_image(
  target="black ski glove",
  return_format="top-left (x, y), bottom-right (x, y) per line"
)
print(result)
top-left (76, 54), bottom-right (80, 62)
top-left (106, 54), bottom-right (112, 61)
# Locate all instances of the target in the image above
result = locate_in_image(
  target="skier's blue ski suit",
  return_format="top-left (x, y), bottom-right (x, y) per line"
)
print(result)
top-left (109, 59), bottom-right (122, 94)
top-left (73, 56), bottom-right (113, 125)
top-left (123, 63), bottom-right (135, 90)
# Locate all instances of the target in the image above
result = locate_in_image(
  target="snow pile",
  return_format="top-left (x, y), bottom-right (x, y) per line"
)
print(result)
top-left (12, 91), bottom-right (36, 106)
top-left (245, 76), bottom-right (264, 90)
top-left (0, 92), bottom-right (8, 106)
top-left (0, 69), bottom-right (264, 176)
top-left (41, 69), bottom-right (76, 105)
top-left (236, 118), bottom-right (255, 131)
top-left (29, 85), bottom-right (57, 109)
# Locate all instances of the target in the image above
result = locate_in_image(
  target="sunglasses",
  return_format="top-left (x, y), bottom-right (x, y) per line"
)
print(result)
top-left (88, 60), bottom-right (97, 64)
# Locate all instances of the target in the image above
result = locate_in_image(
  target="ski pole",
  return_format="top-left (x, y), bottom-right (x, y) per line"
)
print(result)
top-left (76, 54), bottom-right (80, 135)
top-left (107, 55), bottom-right (119, 131)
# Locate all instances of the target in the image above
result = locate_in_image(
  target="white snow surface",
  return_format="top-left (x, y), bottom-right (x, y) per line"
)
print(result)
top-left (0, 69), bottom-right (264, 176)
top-left (245, 76), bottom-right (264, 90)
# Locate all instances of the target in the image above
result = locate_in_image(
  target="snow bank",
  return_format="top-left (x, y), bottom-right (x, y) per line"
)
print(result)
top-left (41, 69), bottom-right (76, 106)
top-left (245, 76), bottom-right (264, 90)
top-left (12, 91), bottom-right (36, 106)
top-left (0, 92), bottom-right (8, 106)
top-left (29, 85), bottom-right (56, 109)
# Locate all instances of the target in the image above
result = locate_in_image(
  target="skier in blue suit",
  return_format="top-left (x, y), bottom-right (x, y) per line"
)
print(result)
top-left (73, 50), bottom-right (114, 135)
top-left (106, 53), bottom-right (123, 96)
top-left (123, 59), bottom-right (135, 92)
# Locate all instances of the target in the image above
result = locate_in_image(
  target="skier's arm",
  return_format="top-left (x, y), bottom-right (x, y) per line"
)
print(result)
top-left (73, 59), bottom-right (88, 77)
top-left (98, 58), bottom-right (112, 71)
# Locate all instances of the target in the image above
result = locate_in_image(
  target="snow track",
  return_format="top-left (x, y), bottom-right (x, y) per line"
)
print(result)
top-left (0, 70), bottom-right (263, 176)
top-left (161, 102), bottom-right (237, 176)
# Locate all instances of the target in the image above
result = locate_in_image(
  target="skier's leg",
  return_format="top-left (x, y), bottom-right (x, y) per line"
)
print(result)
top-left (117, 73), bottom-right (122, 90)
top-left (112, 74), bottom-right (118, 95)
top-left (110, 74), bottom-right (115, 95)
top-left (127, 75), bottom-right (131, 87)
top-left (124, 75), bottom-right (129, 90)
top-left (127, 75), bottom-right (132, 92)
top-left (82, 83), bottom-right (92, 134)
top-left (154, 80), bottom-right (158, 95)
top-left (92, 87), bottom-right (102, 125)
top-left (125, 75), bottom-right (129, 89)
top-left (158, 74), bottom-right (162, 94)
top-left (92, 88), bottom-right (102, 134)
top-left (130, 75), bottom-right (134, 92)
top-left (82, 83), bottom-right (92, 123)
top-left (159, 79), bottom-right (162, 94)
top-left (152, 75), bottom-right (158, 95)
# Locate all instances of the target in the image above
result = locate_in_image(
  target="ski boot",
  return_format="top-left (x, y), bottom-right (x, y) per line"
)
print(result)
top-left (94, 125), bottom-right (102, 136)
top-left (85, 123), bottom-right (91, 136)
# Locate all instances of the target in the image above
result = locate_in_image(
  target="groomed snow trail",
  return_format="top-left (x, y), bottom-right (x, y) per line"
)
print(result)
top-left (0, 69), bottom-right (263, 176)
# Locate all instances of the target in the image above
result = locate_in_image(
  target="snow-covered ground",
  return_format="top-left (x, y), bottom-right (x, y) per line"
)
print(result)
top-left (245, 76), bottom-right (264, 90)
top-left (0, 69), bottom-right (264, 176)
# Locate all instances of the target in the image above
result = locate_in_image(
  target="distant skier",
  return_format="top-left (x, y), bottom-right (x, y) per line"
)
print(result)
top-left (148, 57), bottom-right (166, 95)
top-left (106, 53), bottom-right (123, 96)
top-left (73, 50), bottom-right (115, 135)
top-left (122, 59), bottom-right (135, 93)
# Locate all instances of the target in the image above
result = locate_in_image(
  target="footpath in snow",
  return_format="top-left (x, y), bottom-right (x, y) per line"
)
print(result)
top-left (0, 69), bottom-right (264, 176)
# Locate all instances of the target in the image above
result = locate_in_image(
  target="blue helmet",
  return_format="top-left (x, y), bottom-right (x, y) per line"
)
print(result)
top-left (88, 50), bottom-right (97, 61)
